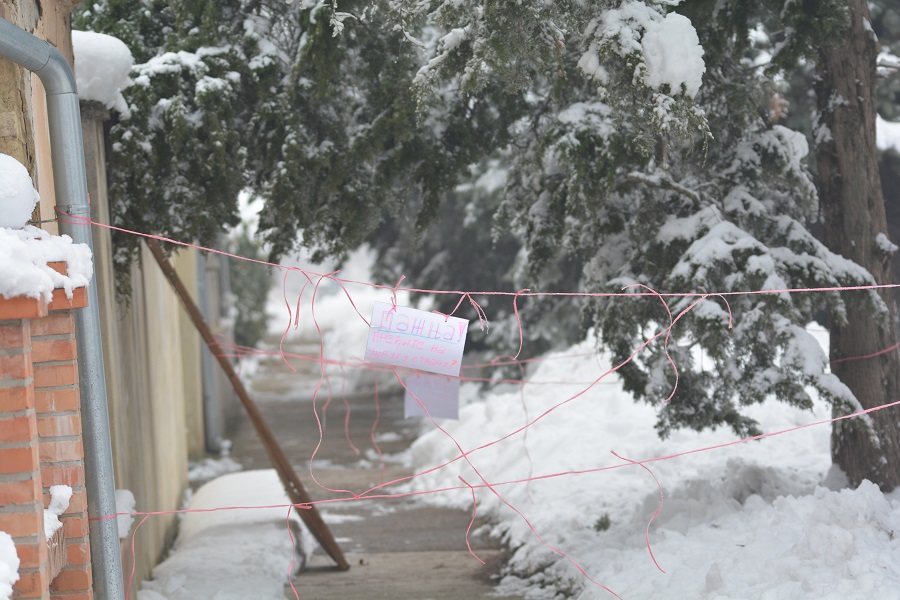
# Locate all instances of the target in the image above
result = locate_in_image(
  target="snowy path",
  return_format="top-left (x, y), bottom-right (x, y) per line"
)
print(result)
top-left (227, 338), bottom-right (522, 600)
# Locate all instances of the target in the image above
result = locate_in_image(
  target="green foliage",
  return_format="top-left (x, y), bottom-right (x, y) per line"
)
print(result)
top-left (593, 513), bottom-right (612, 532)
top-left (78, 0), bottom-right (886, 442)
top-left (228, 232), bottom-right (272, 348)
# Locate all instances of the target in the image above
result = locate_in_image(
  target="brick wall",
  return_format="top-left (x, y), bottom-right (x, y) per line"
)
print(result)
top-left (0, 271), bottom-right (92, 599)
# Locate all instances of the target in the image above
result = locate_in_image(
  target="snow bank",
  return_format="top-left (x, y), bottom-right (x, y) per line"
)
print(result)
top-left (72, 30), bottom-right (133, 116)
top-left (0, 226), bottom-right (93, 302)
top-left (0, 532), bottom-right (18, 600)
top-left (406, 335), bottom-right (900, 599)
top-left (141, 470), bottom-right (316, 600)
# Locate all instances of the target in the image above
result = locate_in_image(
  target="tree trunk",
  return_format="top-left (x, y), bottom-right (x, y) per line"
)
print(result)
top-left (815, 0), bottom-right (900, 490)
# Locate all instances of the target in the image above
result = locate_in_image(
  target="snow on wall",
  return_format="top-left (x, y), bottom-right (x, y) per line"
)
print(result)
top-left (72, 30), bottom-right (134, 117)
top-left (0, 150), bottom-right (93, 302)
top-left (0, 226), bottom-right (93, 302)
top-left (43, 485), bottom-right (72, 541)
top-left (0, 154), bottom-right (39, 229)
top-left (0, 531), bottom-right (18, 600)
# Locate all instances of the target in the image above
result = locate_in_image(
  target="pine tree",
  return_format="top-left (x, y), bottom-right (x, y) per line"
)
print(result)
top-left (78, 1), bottom-right (900, 488)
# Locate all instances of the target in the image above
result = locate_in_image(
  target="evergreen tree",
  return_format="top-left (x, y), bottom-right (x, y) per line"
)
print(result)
top-left (78, 1), bottom-right (900, 488)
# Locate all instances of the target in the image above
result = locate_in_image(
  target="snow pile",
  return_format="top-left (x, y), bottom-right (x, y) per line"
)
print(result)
top-left (582, 478), bottom-right (900, 599)
top-left (140, 470), bottom-right (316, 600)
top-left (43, 485), bottom-right (72, 540)
top-left (641, 12), bottom-right (705, 98)
top-left (584, 2), bottom-right (705, 98)
top-left (0, 153), bottom-right (39, 229)
top-left (406, 336), bottom-right (900, 599)
top-left (187, 456), bottom-right (243, 483)
top-left (116, 489), bottom-right (136, 540)
top-left (72, 30), bottom-right (134, 116)
top-left (0, 532), bottom-right (18, 600)
top-left (0, 152), bottom-right (93, 301)
top-left (0, 226), bottom-right (93, 302)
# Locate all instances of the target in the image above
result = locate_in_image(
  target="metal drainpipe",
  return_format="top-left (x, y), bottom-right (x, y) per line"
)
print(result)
top-left (0, 18), bottom-right (125, 600)
top-left (196, 251), bottom-right (223, 453)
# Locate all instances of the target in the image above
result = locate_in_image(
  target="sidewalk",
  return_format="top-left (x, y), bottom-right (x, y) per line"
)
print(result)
top-left (228, 338), bottom-right (522, 600)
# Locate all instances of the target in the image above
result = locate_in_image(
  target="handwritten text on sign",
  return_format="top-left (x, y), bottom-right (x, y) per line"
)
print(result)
top-left (365, 302), bottom-right (468, 376)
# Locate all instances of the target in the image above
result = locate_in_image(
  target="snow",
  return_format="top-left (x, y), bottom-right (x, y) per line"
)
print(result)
top-left (138, 256), bottom-right (900, 600)
top-left (877, 114), bottom-right (900, 153)
top-left (588, 2), bottom-right (705, 98)
top-left (0, 532), bottom-right (18, 600)
top-left (404, 335), bottom-right (900, 599)
top-left (0, 225), bottom-right (93, 302)
top-left (116, 489), bottom-right (136, 539)
top-left (139, 470), bottom-right (315, 600)
top-left (0, 153), bottom-right (39, 229)
top-left (187, 456), bottom-right (243, 483)
top-left (72, 30), bottom-right (134, 117)
top-left (44, 485), bottom-right (72, 540)
top-left (641, 13), bottom-right (705, 98)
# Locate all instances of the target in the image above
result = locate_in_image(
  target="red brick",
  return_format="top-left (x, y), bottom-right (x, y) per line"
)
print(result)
top-left (40, 489), bottom-right (84, 513)
top-left (14, 569), bottom-right (49, 597)
top-left (34, 388), bottom-right (79, 413)
top-left (40, 440), bottom-right (84, 463)
top-left (0, 384), bottom-right (34, 411)
top-left (0, 322), bottom-right (28, 349)
top-left (15, 541), bottom-right (48, 570)
top-left (33, 363), bottom-right (79, 389)
top-left (0, 509), bottom-right (42, 537)
top-left (49, 287), bottom-right (87, 312)
top-left (50, 567), bottom-right (92, 592)
top-left (65, 539), bottom-right (91, 566)
top-left (47, 262), bottom-right (67, 276)
top-left (0, 445), bottom-right (39, 474)
top-left (30, 313), bottom-right (74, 337)
top-left (0, 296), bottom-right (47, 321)
top-left (41, 464), bottom-right (84, 488)
top-left (0, 476), bottom-right (42, 505)
top-left (0, 414), bottom-right (37, 443)
top-left (37, 414), bottom-right (81, 439)
top-left (0, 352), bottom-right (31, 380)
top-left (62, 517), bottom-right (88, 538)
top-left (32, 338), bottom-right (77, 364)
top-left (63, 489), bottom-right (87, 514)
top-left (50, 593), bottom-right (93, 600)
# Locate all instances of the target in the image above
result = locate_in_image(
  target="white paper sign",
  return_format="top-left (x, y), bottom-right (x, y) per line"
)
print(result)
top-left (365, 302), bottom-right (468, 377)
top-left (404, 374), bottom-right (461, 420)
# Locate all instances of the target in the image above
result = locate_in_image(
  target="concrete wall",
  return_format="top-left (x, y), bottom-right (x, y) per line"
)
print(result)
top-left (80, 107), bottom-right (213, 592)
top-left (0, 4), bottom-right (238, 592)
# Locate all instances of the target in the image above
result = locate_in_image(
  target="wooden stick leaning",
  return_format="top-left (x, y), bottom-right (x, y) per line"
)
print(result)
top-left (147, 239), bottom-right (351, 571)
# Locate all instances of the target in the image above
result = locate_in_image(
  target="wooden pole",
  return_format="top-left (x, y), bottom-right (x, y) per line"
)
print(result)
top-left (148, 239), bottom-right (350, 571)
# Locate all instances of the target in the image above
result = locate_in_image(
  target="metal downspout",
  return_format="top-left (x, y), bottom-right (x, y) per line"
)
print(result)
top-left (0, 18), bottom-right (125, 600)
top-left (196, 252), bottom-right (223, 453)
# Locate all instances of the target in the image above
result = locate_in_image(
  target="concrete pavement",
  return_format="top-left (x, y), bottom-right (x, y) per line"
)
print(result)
top-left (228, 339), bottom-right (523, 600)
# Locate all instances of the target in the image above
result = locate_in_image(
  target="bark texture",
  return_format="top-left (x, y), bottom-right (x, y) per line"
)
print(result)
top-left (816, 0), bottom-right (900, 490)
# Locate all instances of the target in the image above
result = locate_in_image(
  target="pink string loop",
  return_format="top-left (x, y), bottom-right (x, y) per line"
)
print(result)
top-left (512, 288), bottom-right (530, 360)
top-left (390, 274), bottom-right (406, 313)
top-left (611, 450), bottom-right (666, 574)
